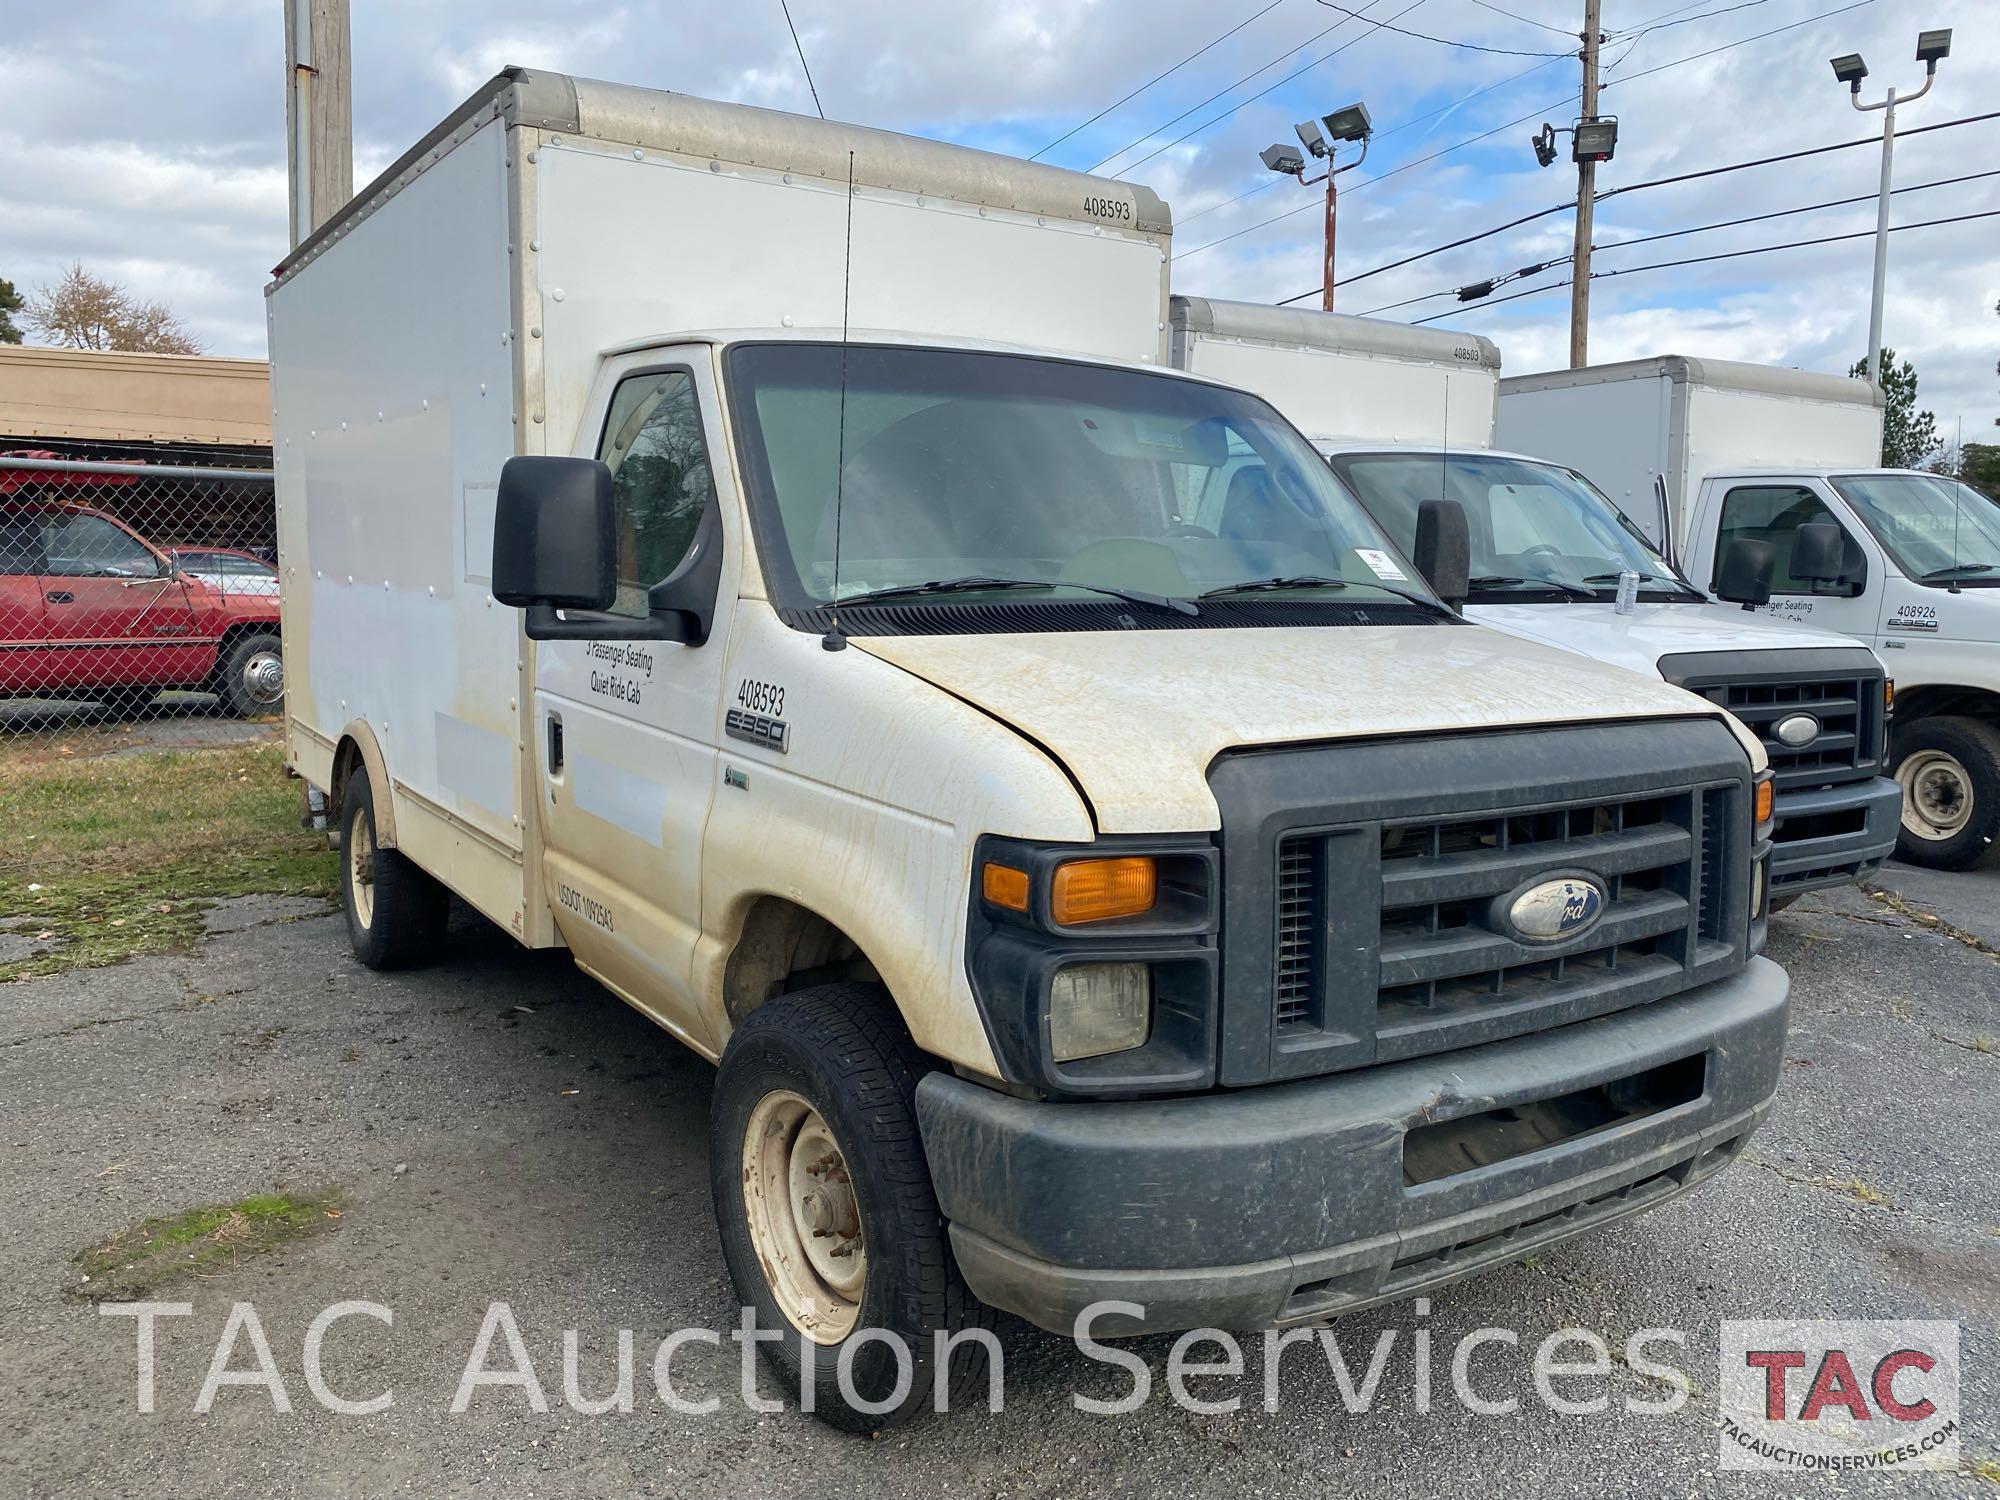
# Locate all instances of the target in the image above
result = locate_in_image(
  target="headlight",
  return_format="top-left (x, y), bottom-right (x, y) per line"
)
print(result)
top-left (1050, 962), bottom-right (1151, 1061)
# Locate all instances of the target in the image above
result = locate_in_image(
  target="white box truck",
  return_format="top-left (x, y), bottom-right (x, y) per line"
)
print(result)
top-left (1172, 297), bottom-right (1900, 903)
top-left (1501, 356), bottom-right (2000, 870)
top-left (270, 69), bottom-right (1789, 1429)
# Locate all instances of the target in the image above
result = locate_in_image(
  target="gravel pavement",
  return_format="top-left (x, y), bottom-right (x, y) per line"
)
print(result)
top-left (1, 865), bottom-right (1994, 1498)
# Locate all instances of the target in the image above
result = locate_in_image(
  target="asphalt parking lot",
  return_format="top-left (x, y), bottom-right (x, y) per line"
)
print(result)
top-left (1, 863), bottom-right (1994, 1498)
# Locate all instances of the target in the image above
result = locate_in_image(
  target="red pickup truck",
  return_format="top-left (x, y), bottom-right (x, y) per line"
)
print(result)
top-left (0, 496), bottom-right (283, 718)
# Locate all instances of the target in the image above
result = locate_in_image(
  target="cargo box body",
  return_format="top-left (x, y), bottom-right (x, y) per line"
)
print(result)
top-left (1168, 296), bottom-right (1501, 450)
top-left (267, 67), bottom-right (1173, 944)
top-left (1496, 355), bottom-right (1885, 552)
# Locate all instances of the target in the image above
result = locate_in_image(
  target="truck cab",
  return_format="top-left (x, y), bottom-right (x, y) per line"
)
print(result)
top-left (270, 69), bottom-right (1790, 1429)
top-left (1168, 299), bottom-right (1900, 902)
top-left (1501, 357), bottom-right (2000, 870)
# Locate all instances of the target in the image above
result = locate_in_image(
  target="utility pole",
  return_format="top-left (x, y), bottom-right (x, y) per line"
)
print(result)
top-left (285, 0), bottom-right (353, 248)
top-left (1568, 0), bottom-right (1601, 369)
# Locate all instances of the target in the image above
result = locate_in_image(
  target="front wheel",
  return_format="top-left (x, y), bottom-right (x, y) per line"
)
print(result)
top-left (214, 631), bottom-right (286, 718)
top-left (1892, 716), bottom-right (2000, 870)
top-left (339, 766), bottom-right (449, 968)
top-left (710, 984), bottom-right (993, 1431)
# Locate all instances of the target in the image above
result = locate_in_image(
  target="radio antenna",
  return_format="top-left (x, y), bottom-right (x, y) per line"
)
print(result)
top-left (821, 149), bottom-right (857, 652)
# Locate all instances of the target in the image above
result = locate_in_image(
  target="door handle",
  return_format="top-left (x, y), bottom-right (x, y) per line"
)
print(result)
top-left (45, 591), bottom-right (73, 604)
top-left (547, 713), bottom-right (564, 775)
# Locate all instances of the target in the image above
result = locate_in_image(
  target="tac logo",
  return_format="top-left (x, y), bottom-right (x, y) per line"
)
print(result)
top-left (1719, 1320), bottom-right (1960, 1472)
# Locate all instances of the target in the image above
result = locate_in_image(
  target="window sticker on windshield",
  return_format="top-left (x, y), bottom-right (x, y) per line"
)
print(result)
top-left (1354, 548), bottom-right (1409, 581)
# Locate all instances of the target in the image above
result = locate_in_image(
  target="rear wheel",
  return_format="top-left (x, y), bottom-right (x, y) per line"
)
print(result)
top-left (214, 631), bottom-right (285, 718)
top-left (1892, 716), bottom-right (2000, 870)
top-left (339, 766), bottom-right (449, 968)
top-left (710, 984), bottom-right (993, 1431)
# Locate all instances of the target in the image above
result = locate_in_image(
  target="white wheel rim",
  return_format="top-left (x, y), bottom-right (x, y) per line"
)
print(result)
top-left (348, 811), bottom-right (377, 928)
top-left (1898, 750), bottom-right (1974, 842)
top-left (241, 649), bottom-right (285, 707)
top-left (742, 1089), bottom-right (866, 1344)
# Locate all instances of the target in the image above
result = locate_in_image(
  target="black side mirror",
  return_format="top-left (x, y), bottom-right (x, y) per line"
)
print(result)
top-left (492, 456), bottom-right (712, 644)
top-left (1413, 499), bottom-right (1471, 607)
top-left (493, 456), bottom-right (616, 610)
top-left (1791, 522), bottom-right (1845, 585)
top-left (1715, 536), bottom-right (1775, 610)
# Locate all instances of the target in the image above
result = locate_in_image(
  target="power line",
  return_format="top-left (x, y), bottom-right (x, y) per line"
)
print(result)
top-left (1031, 1), bottom-right (1288, 161)
top-left (1092, 0), bottom-right (1421, 176)
top-left (1180, 0), bottom-right (1883, 264)
top-left (1605, 0), bottom-right (1776, 42)
top-left (776, 0), bottom-right (824, 119)
top-left (1309, 0), bottom-right (1574, 56)
top-left (1464, 0), bottom-right (1577, 38)
top-left (1270, 108), bottom-right (2000, 303)
top-left (1406, 207), bottom-right (2000, 325)
top-left (1357, 166), bottom-right (2000, 316)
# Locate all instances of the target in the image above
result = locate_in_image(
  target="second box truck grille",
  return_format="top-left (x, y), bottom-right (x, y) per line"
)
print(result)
top-left (1676, 671), bottom-right (1883, 792)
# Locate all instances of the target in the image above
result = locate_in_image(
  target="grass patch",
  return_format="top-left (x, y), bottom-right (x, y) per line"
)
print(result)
top-left (1965, 1455), bottom-right (2000, 1487)
top-left (71, 1188), bottom-right (344, 1301)
top-left (0, 744), bottom-right (337, 980)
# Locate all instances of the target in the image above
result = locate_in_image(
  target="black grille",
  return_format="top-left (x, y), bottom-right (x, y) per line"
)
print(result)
top-left (1672, 669), bottom-right (1883, 793)
top-left (1209, 719), bottom-right (1755, 1086)
top-left (1271, 781), bottom-right (1740, 1066)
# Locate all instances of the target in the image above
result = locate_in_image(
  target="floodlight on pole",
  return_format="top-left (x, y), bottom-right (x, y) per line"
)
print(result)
top-left (1261, 99), bottom-right (1371, 313)
top-left (1834, 27), bottom-right (1949, 384)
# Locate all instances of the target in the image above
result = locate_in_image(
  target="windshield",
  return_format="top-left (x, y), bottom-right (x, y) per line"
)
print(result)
top-left (1327, 451), bottom-right (1694, 603)
top-left (1830, 473), bottom-right (2000, 584)
top-left (724, 343), bottom-right (1442, 624)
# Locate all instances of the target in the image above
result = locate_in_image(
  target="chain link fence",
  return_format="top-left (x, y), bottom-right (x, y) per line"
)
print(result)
top-left (1, 454), bottom-right (282, 750)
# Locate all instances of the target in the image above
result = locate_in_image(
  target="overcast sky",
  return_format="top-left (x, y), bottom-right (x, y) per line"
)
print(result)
top-left (2, 0), bottom-right (1994, 445)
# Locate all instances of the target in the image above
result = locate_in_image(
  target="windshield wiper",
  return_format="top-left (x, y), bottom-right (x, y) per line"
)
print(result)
top-left (1201, 575), bottom-right (1457, 619)
top-left (1469, 573), bottom-right (1600, 602)
top-left (1580, 570), bottom-right (1703, 599)
top-left (1921, 563), bottom-right (1999, 580)
top-left (834, 575), bottom-right (1197, 616)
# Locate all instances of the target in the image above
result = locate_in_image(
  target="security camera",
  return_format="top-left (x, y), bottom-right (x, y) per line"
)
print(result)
top-left (1293, 118), bottom-right (1329, 158)
top-left (1260, 143), bottom-right (1306, 175)
top-left (1828, 52), bottom-right (1869, 87)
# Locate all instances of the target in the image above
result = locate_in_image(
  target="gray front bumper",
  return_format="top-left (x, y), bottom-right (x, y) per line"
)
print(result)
top-left (917, 959), bottom-right (1789, 1336)
top-left (1768, 776), bottom-right (1902, 896)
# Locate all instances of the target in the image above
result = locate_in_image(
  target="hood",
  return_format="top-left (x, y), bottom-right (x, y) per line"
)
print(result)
top-left (856, 624), bottom-right (1754, 832)
top-left (1467, 600), bottom-right (1871, 679)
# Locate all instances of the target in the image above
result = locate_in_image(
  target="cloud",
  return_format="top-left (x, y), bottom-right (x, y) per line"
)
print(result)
top-left (0, 0), bottom-right (1992, 436)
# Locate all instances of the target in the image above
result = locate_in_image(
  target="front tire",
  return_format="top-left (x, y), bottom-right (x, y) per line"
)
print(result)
top-left (710, 984), bottom-right (993, 1431)
top-left (214, 631), bottom-right (286, 718)
top-left (339, 766), bottom-right (449, 968)
top-left (1892, 716), bottom-right (2000, 870)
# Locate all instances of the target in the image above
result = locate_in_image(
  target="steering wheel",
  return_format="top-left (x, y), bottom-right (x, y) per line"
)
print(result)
top-left (1521, 543), bottom-right (1563, 559)
top-left (1164, 523), bottom-right (1216, 540)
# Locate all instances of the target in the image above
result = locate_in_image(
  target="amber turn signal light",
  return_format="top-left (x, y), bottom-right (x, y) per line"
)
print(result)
top-left (1052, 857), bottom-right (1157, 925)
top-left (982, 862), bottom-right (1031, 913)
top-left (1754, 776), bottom-right (1775, 829)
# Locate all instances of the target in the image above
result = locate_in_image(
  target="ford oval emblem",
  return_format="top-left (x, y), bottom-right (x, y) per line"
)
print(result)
top-left (1504, 876), bottom-right (1606, 944)
top-left (1773, 712), bottom-right (1822, 748)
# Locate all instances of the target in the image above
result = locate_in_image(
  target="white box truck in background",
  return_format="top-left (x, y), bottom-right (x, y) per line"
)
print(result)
top-left (270, 69), bottom-right (1789, 1429)
top-left (1501, 357), bottom-right (2000, 870)
top-left (1171, 297), bottom-right (1899, 902)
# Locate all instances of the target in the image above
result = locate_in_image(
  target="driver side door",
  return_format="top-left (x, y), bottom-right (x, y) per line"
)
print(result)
top-left (38, 510), bottom-right (207, 689)
top-left (532, 348), bottom-right (741, 1055)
